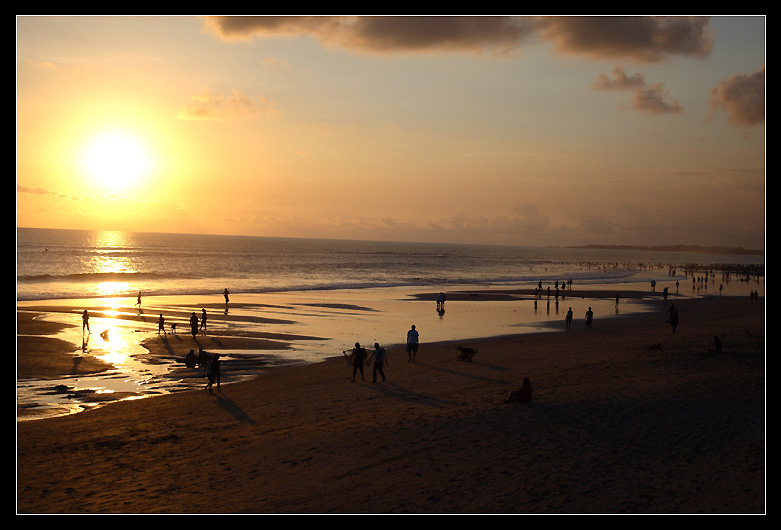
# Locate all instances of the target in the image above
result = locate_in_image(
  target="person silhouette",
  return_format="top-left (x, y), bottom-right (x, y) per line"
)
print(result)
top-left (406, 325), bottom-right (419, 362)
top-left (370, 342), bottom-right (388, 383)
top-left (350, 342), bottom-right (367, 382)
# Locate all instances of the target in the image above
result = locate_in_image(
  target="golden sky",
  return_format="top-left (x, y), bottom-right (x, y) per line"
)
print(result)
top-left (16, 16), bottom-right (765, 249)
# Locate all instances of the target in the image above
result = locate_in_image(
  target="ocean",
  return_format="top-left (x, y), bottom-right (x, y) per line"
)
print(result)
top-left (16, 227), bottom-right (763, 302)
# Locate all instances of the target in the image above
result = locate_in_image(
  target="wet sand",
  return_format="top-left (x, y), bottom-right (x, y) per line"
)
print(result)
top-left (16, 290), bottom-right (765, 513)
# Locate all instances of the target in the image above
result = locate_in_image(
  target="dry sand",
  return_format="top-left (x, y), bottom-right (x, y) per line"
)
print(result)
top-left (16, 292), bottom-right (765, 514)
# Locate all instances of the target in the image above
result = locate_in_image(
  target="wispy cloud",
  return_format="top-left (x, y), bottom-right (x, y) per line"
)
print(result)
top-left (178, 88), bottom-right (270, 121)
top-left (593, 66), bottom-right (683, 115)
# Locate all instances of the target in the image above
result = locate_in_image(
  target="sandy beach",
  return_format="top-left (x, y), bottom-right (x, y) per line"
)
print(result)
top-left (16, 289), bottom-right (765, 514)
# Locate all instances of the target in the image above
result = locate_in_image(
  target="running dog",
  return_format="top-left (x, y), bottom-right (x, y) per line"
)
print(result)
top-left (456, 345), bottom-right (478, 361)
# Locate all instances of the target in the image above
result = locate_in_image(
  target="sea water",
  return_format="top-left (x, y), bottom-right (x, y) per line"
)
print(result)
top-left (16, 227), bottom-right (763, 302)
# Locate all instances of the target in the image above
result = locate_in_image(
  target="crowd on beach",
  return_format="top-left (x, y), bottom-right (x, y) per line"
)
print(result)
top-left (76, 262), bottom-right (762, 403)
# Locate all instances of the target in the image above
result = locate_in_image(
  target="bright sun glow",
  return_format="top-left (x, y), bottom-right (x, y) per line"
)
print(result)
top-left (81, 131), bottom-right (153, 190)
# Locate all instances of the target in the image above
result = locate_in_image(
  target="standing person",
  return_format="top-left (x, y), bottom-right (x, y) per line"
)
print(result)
top-left (158, 314), bottom-right (167, 335)
top-left (565, 307), bottom-right (573, 330)
top-left (198, 348), bottom-right (209, 375)
top-left (200, 308), bottom-right (207, 332)
top-left (585, 307), bottom-right (594, 330)
top-left (206, 353), bottom-right (221, 393)
top-left (349, 342), bottom-right (367, 382)
top-left (136, 292), bottom-right (142, 307)
top-left (406, 325), bottom-right (419, 362)
top-left (370, 342), bottom-right (387, 383)
top-left (436, 292), bottom-right (446, 311)
top-left (667, 304), bottom-right (679, 333)
top-left (82, 310), bottom-right (90, 334)
top-left (223, 288), bottom-right (230, 305)
top-left (190, 312), bottom-right (199, 337)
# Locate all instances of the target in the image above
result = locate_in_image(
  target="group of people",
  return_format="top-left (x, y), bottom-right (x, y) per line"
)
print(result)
top-left (154, 308), bottom-right (208, 337)
top-left (348, 342), bottom-right (387, 383)
top-left (185, 348), bottom-right (222, 392)
top-left (347, 324), bottom-right (421, 383)
top-left (564, 306), bottom-right (594, 330)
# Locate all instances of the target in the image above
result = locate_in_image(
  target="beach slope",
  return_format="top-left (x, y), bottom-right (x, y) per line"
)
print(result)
top-left (17, 296), bottom-right (765, 514)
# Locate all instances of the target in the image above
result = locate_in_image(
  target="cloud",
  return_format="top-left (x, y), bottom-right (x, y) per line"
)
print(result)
top-left (709, 64), bottom-right (765, 127)
top-left (204, 15), bottom-right (538, 55)
top-left (539, 16), bottom-right (713, 62)
top-left (178, 88), bottom-right (270, 121)
top-left (593, 66), bottom-right (683, 115)
top-left (204, 15), bottom-right (713, 61)
top-left (592, 66), bottom-right (647, 90)
top-left (17, 185), bottom-right (57, 195)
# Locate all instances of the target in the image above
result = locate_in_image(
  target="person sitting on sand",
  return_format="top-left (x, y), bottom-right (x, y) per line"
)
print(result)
top-left (198, 348), bottom-right (209, 375)
top-left (185, 349), bottom-right (197, 368)
top-left (506, 377), bottom-right (532, 403)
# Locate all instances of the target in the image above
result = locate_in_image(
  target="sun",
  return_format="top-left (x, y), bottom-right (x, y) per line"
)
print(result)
top-left (81, 130), bottom-right (153, 190)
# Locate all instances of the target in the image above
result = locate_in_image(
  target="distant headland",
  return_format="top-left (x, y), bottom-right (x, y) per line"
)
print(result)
top-left (569, 244), bottom-right (764, 257)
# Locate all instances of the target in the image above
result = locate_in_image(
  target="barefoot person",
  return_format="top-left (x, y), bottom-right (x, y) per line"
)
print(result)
top-left (369, 342), bottom-right (388, 383)
top-left (349, 342), bottom-right (367, 382)
top-left (406, 325), bottom-right (419, 362)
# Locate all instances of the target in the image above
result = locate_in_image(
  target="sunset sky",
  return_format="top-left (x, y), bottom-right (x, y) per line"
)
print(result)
top-left (16, 16), bottom-right (765, 249)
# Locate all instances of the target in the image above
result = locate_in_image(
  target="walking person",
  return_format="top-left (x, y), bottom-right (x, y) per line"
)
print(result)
top-left (585, 307), bottom-right (594, 330)
top-left (82, 310), bottom-right (90, 334)
top-left (667, 304), bottom-right (679, 333)
top-left (189, 312), bottom-right (199, 337)
top-left (369, 342), bottom-right (388, 383)
top-left (200, 308), bottom-right (207, 332)
top-left (565, 307), bottom-right (573, 330)
top-left (206, 353), bottom-right (221, 392)
top-left (406, 325), bottom-right (419, 362)
top-left (158, 314), bottom-right (167, 335)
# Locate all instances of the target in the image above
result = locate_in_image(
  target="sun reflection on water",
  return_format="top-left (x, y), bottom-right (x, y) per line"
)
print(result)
top-left (96, 282), bottom-right (132, 297)
top-left (88, 232), bottom-right (137, 297)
